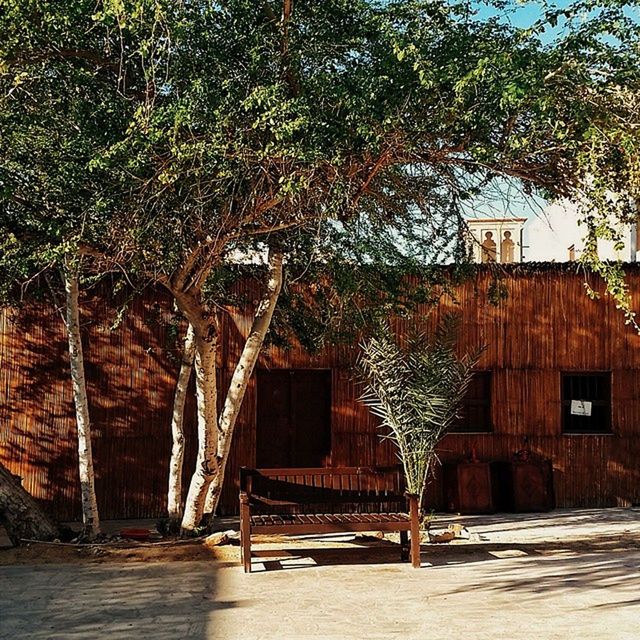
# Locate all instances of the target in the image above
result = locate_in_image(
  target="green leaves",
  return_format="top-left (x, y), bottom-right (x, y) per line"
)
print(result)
top-left (0, 1), bottom-right (138, 303)
top-left (2, 0), bottom-right (640, 327)
top-left (358, 317), bottom-right (482, 503)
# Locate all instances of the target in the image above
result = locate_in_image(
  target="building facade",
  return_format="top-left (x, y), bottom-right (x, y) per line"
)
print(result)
top-left (466, 217), bottom-right (526, 264)
top-left (1, 264), bottom-right (640, 520)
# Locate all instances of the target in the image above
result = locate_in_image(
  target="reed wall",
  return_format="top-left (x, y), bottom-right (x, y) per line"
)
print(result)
top-left (1, 265), bottom-right (639, 521)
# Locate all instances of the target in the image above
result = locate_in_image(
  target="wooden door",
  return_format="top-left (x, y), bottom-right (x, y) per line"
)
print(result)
top-left (256, 369), bottom-right (331, 468)
top-left (443, 462), bottom-right (494, 514)
top-left (511, 461), bottom-right (554, 512)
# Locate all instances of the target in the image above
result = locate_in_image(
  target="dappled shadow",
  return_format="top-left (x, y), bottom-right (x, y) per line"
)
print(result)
top-left (245, 510), bottom-right (640, 573)
top-left (432, 547), bottom-right (640, 607)
top-left (3, 267), bottom-right (640, 523)
top-left (430, 507), bottom-right (640, 536)
top-left (249, 534), bottom-right (409, 571)
top-left (0, 561), bottom-right (239, 639)
top-left (593, 598), bottom-right (640, 609)
top-left (0, 285), bottom-right (199, 521)
top-left (423, 534), bottom-right (640, 564)
top-left (249, 533), bottom-right (640, 573)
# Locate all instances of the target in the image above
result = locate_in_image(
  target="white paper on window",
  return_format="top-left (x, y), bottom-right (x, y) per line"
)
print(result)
top-left (570, 400), bottom-right (592, 417)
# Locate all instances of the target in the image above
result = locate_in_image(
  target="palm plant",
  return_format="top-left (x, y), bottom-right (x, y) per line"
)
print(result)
top-left (359, 315), bottom-right (482, 513)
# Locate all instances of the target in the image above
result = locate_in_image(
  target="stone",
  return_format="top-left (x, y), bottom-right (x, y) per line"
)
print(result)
top-left (447, 524), bottom-right (470, 539)
top-left (204, 532), bottom-right (229, 546)
top-left (429, 530), bottom-right (456, 543)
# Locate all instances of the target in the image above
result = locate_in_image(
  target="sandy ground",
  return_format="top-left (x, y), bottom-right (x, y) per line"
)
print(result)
top-left (0, 508), bottom-right (639, 639)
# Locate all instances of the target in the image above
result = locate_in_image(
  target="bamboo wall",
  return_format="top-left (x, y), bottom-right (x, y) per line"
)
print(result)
top-left (1, 265), bottom-right (640, 521)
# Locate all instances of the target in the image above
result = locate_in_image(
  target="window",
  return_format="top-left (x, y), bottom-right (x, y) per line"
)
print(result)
top-left (256, 369), bottom-right (332, 467)
top-left (561, 372), bottom-right (611, 434)
top-left (451, 371), bottom-right (492, 433)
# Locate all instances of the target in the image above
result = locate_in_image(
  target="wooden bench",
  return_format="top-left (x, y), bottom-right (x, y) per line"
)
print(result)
top-left (239, 466), bottom-right (421, 572)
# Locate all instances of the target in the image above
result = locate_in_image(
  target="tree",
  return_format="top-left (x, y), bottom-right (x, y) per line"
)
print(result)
top-left (101, 0), bottom-right (640, 531)
top-left (573, 83), bottom-right (640, 327)
top-left (167, 322), bottom-right (196, 530)
top-left (0, 1), bottom-right (138, 538)
top-left (358, 317), bottom-right (481, 512)
top-left (3, 0), bottom-right (640, 534)
top-left (527, 1), bottom-right (640, 323)
top-left (104, 0), bottom-right (477, 530)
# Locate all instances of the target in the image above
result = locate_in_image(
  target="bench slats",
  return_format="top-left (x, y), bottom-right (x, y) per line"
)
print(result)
top-left (251, 512), bottom-right (411, 526)
top-left (257, 512), bottom-right (411, 524)
top-left (240, 466), bottom-right (421, 573)
top-left (249, 512), bottom-right (411, 529)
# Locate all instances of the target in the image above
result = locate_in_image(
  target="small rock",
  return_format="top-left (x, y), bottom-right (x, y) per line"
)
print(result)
top-left (204, 532), bottom-right (229, 546)
top-left (447, 524), bottom-right (470, 539)
top-left (429, 530), bottom-right (456, 544)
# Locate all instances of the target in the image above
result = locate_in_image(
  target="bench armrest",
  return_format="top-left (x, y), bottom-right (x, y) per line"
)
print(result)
top-left (239, 467), bottom-right (255, 495)
top-left (239, 490), bottom-right (252, 531)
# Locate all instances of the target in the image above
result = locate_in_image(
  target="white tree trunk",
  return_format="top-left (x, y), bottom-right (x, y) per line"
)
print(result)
top-left (63, 266), bottom-right (100, 539)
top-left (167, 323), bottom-right (196, 526)
top-left (179, 322), bottom-right (220, 533)
top-left (205, 248), bottom-right (284, 516)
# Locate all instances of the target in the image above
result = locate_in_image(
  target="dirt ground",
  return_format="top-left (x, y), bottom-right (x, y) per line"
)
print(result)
top-left (0, 536), bottom-right (230, 564)
top-left (2, 507), bottom-right (639, 567)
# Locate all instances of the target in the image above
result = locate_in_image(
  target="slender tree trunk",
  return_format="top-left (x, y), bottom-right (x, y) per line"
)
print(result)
top-left (204, 248), bottom-right (284, 517)
top-left (63, 266), bottom-right (100, 539)
top-left (179, 319), bottom-right (220, 534)
top-left (167, 323), bottom-right (196, 528)
top-left (0, 462), bottom-right (58, 545)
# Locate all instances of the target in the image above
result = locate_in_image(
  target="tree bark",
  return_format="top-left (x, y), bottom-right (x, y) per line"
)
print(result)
top-left (179, 313), bottom-right (220, 534)
top-left (0, 461), bottom-right (58, 545)
top-left (167, 322), bottom-right (195, 527)
top-left (204, 247), bottom-right (284, 517)
top-left (63, 266), bottom-right (101, 539)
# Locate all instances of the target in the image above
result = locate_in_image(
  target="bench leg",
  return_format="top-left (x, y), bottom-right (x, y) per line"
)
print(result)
top-left (400, 530), bottom-right (409, 562)
top-left (240, 497), bottom-right (252, 573)
top-left (408, 495), bottom-right (421, 568)
top-left (242, 531), bottom-right (251, 573)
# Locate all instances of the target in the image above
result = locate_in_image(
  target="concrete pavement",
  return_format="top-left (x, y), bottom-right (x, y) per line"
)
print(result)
top-left (1, 509), bottom-right (639, 640)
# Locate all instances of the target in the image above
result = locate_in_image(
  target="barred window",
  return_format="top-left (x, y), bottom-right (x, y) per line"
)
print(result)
top-left (561, 372), bottom-right (611, 434)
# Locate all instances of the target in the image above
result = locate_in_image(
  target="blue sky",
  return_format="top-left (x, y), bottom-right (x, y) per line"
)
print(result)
top-left (473, 0), bottom-right (639, 33)
top-left (463, 1), bottom-right (640, 222)
top-left (474, 0), bottom-right (566, 27)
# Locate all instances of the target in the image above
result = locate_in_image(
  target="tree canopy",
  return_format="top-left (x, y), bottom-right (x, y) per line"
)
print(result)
top-left (2, 0), bottom-right (640, 530)
top-left (3, 0), bottom-right (640, 296)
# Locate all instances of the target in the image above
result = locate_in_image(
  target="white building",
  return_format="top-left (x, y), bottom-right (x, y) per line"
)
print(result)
top-left (466, 200), bottom-right (639, 263)
top-left (466, 217), bottom-right (526, 263)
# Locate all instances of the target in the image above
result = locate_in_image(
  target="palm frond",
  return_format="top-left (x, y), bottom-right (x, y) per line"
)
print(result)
top-left (358, 314), bottom-right (483, 508)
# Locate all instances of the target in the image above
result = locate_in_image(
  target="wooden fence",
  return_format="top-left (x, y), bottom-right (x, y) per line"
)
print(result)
top-left (1, 264), bottom-right (639, 521)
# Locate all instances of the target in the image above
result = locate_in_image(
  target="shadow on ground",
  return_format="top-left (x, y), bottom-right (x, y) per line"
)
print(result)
top-left (0, 561), bottom-right (241, 640)
top-left (249, 526), bottom-right (640, 565)
top-left (434, 547), bottom-right (640, 600)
